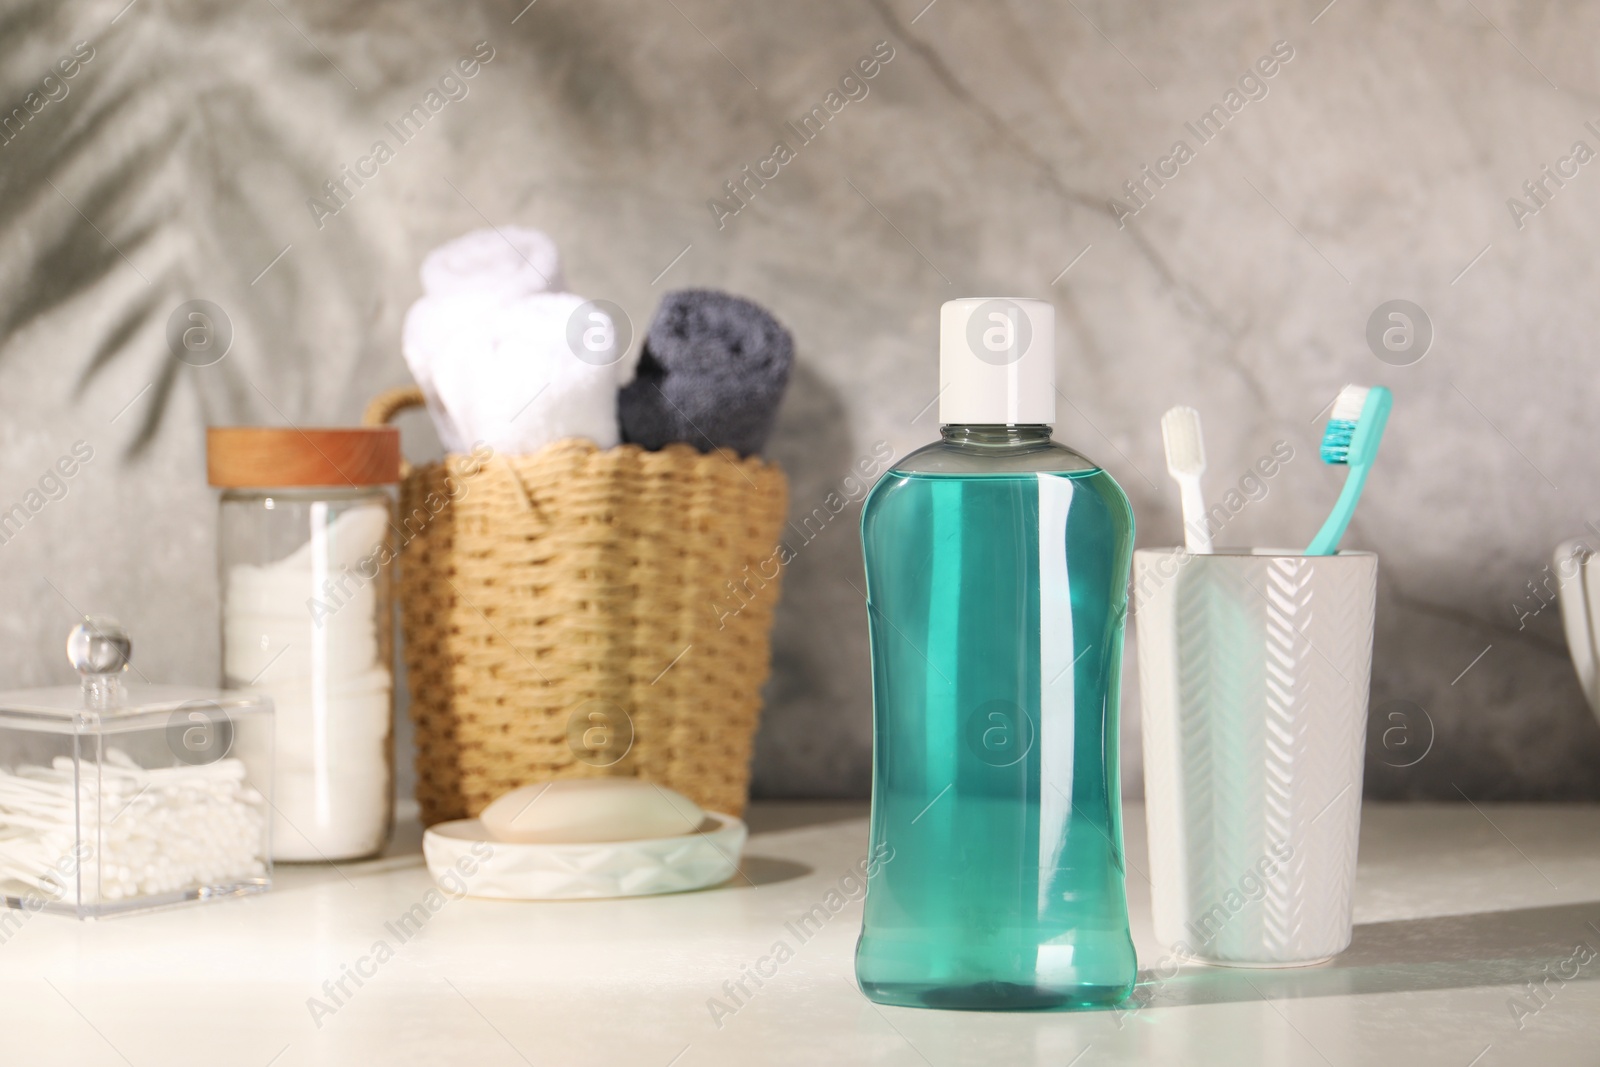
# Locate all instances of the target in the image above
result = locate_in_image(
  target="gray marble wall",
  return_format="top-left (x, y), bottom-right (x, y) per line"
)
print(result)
top-left (2, 0), bottom-right (1597, 801)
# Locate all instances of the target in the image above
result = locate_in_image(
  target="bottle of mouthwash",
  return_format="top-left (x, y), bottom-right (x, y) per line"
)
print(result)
top-left (855, 298), bottom-right (1137, 1011)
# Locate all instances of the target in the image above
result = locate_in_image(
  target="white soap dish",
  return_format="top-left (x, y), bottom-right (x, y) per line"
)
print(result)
top-left (423, 813), bottom-right (747, 900)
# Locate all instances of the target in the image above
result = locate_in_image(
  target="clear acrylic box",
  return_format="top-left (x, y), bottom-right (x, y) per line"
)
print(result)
top-left (0, 619), bottom-right (273, 918)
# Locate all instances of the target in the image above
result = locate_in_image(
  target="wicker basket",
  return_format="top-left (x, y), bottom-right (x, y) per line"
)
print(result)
top-left (365, 386), bottom-right (788, 825)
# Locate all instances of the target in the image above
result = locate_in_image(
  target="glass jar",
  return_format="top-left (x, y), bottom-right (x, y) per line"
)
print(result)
top-left (208, 427), bottom-right (399, 862)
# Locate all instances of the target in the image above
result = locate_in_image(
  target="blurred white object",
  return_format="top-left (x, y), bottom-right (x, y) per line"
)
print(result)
top-left (1135, 547), bottom-right (1377, 966)
top-left (480, 778), bottom-right (706, 844)
top-left (224, 503), bottom-right (393, 861)
top-left (0, 751), bottom-right (266, 904)
top-left (402, 292), bottom-right (497, 452)
top-left (1161, 405), bottom-right (1212, 554)
top-left (406, 226), bottom-right (582, 454)
top-left (420, 225), bottom-right (564, 301)
top-left (422, 291), bottom-right (636, 455)
top-left (1555, 540), bottom-right (1600, 722)
top-left (424, 811), bottom-right (745, 899)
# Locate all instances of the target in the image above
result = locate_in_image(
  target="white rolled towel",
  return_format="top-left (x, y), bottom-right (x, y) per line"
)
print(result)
top-left (404, 227), bottom-right (565, 453)
top-left (420, 226), bottom-right (564, 301)
top-left (426, 291), bottom-right (637, 455)
top-left (402, 293), bottom-right (499, 453)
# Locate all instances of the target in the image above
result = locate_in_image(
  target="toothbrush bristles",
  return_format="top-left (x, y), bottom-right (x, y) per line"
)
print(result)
top-left (1320, 384), bottom-right (1369, 464)
top-left (1161, 406), bottom-right (1206, 476)
top-left (1329, 384), bottom-right (1368, 423)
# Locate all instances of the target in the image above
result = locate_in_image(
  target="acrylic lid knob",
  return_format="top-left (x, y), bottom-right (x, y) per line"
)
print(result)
top-left (67, 616), bottom-right (132, 678)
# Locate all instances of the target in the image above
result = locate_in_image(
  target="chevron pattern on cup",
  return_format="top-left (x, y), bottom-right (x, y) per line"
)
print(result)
top-left (1135, 549), bottom-right (1376, 966)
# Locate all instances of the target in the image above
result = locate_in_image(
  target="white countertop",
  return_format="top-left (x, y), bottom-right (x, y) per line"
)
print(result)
top-left (2, 801), bottom-right (1598, 1066)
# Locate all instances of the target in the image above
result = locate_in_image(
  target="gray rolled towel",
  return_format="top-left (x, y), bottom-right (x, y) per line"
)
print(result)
top-left (619, 289), bottom-right (794, 456)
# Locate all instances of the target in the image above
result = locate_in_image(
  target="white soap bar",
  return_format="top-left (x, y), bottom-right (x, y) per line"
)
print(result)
top-left (480, 779), bottom-right (705, 844)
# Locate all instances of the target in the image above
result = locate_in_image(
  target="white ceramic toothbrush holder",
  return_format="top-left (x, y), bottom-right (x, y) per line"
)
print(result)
top-left (1134, 548), bottom-right (1378, 967)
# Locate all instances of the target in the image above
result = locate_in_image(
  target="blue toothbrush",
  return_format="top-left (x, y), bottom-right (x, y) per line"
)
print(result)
top-left (1306, 384), bottom-right (1392, 556)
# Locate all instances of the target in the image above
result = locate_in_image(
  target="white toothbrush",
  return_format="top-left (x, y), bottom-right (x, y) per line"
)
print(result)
top-left (1161, 405), bottom-right (1212, 554)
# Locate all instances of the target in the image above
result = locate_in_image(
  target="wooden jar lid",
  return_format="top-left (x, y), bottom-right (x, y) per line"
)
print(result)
top-left (206, 427), bottom-right (400, 488)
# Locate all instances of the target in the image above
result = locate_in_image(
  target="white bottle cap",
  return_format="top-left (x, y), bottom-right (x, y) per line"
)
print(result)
top-left (939, 298), bottom-right (1056, 425)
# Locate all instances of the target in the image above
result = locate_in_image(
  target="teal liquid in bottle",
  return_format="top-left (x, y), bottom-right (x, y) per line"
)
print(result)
top-left (855, 298), bottom-right (1137, 1011)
